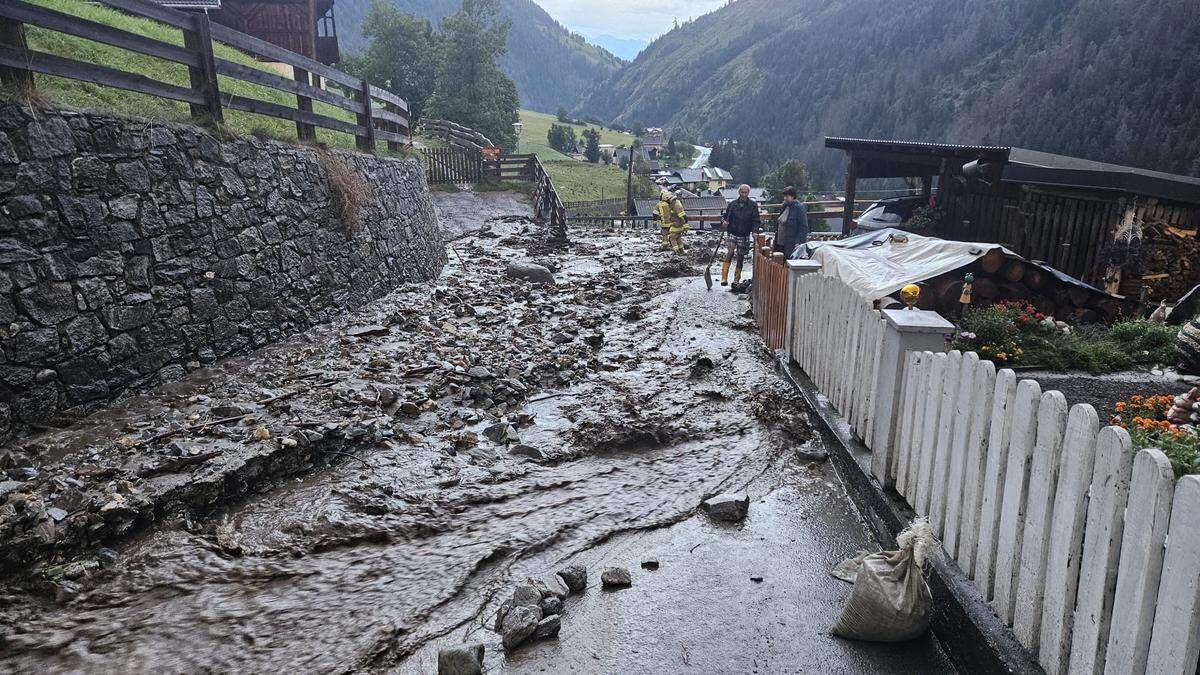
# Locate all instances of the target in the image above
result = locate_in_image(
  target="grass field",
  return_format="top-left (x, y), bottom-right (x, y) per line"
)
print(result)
top-left (516, 109), bottom-right (653, 202)
top-left (17, 0), bottom-right (400, 155)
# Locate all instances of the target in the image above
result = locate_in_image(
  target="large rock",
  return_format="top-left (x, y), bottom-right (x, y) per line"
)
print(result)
top-left (601, 566), bottom-right (632, 588)
top-left (529, 574), bottom-right (570, 599)
top-left (437, 644), bottom-right (484, 675)
top-left (701, 493), bottom-right (750, 522)
top-left (505, 261), bottom-right (555, 285)
top-left (501, 604), bottom-right (541, 650)
top-left (557, 564), bottom-right (587, 593)
top-left (535, 614), bottom-right (561, 639)
top-left (510, 582), bottom-right (542, 607)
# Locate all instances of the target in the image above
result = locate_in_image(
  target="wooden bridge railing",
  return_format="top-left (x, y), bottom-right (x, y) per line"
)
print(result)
top-left (421, 119), bottom-right (495, 150)
top-left (0, 0), bottom-right (409, 151)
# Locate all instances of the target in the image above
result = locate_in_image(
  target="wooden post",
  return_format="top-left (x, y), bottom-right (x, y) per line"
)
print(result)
top-left (842, 154), bottom-right (858, 236)
top-left (0, 17), bottom-right (33, 93)
top-left (355, 80), bottom-right (375, 152)
top-left (182, 12), bottom-right (223, 124)
top-left (385, 102), bottom-right (401, 152)
top-left (920, 174), bottom-right (933, 203)
top-left (293, 66), bottom-right (315, 142)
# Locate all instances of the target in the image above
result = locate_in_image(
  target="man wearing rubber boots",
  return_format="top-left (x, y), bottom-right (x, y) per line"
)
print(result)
top-left (654, 189), bottom-right (689, 254)
top-left (719, 184), bottom-right (761, 287)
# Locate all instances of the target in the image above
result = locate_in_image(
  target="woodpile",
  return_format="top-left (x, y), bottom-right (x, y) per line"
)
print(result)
top-left (891, 254), bottom-right (1134, 323)
top-left (1117, 224), bottom-right (1200, 302)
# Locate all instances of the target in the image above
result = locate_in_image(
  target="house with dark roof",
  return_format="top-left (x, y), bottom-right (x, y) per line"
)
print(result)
top-left (632, 196), bottom-right (730, 228)
top-left (201, 0), bottom-right (342, 65)
top-left (826, 137), bottom-right (1200, 296)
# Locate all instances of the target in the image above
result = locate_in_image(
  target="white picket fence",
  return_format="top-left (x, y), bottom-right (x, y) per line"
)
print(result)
top-left (777, 266), bottom-right (1200, 674)
top-left (786, 271), bottom-right (885, 446)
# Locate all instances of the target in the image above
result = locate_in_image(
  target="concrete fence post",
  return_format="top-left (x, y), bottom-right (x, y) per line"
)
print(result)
top-left (784, 259), bottom-right (821, 361)
top-left (870, 308), bottom-right (956, 488)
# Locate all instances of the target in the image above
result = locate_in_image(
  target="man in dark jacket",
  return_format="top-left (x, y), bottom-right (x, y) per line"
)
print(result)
top-left (773, 186), bottom-right (809, 257)
top-left (720, 184), bottom-right (761, 286)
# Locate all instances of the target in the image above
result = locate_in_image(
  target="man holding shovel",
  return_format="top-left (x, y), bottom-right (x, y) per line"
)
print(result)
top-left (719, 184), bottom-right (761, 287)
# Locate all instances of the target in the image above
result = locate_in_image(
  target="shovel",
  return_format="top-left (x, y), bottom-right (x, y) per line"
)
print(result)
top-left (703, 229), bottom-right (727, 290)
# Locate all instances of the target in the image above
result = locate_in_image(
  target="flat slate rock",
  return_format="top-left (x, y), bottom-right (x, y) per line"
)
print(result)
top-left (601, 566), bottom-right (632, 588)
top-left (437, 643), bottom-right (484, 675)
top-left (701, 492), bottom-right (750, 521)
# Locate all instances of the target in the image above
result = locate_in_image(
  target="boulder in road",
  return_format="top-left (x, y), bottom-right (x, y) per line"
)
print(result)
top-left (535, 614), bottom-right (561, 639)
top-left (505, 262), bottom-right (555, 285)
top-left (600, 566), bottom-right (632, 588)
top-left (701, 492), bottom-right (750, 522)
top-left (501, 604), bottom-right (541, 649)
top-left (437, 643), bottom-right (484, 675)
top-left (557, 564), bottom-right (587, 593)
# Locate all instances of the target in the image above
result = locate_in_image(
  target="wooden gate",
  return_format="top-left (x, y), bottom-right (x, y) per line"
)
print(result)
top-left (422, 146), bottom-right (481, 184)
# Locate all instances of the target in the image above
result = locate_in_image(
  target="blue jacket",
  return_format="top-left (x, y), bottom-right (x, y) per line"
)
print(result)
top-left (774, 201), bottom-right (809, 255)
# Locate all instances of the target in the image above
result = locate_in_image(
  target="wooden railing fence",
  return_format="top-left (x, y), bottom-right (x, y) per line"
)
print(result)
top-left (421, 118), bottom-right (494, 150)
top-left (0, 0), bottom-right (409, 151)
top-left (759, 255), bottom-right (1200, 674)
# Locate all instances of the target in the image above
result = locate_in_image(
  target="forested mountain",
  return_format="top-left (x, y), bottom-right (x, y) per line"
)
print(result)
top-left (577, 0), bottom-right (1200, 184)
top-left (337, 0), bottom-right (623, 113)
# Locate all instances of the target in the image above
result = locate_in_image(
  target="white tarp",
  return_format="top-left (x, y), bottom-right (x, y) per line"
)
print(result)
top-left (803, 229), bottom-right (1013, 300)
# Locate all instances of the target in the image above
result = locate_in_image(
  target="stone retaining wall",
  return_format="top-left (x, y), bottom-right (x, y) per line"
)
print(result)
top-left (0, 102), bottom-right (444, 439)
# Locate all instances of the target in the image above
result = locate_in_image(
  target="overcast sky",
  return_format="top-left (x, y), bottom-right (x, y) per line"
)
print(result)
top-left (536, 0), bottom-right (728, 43)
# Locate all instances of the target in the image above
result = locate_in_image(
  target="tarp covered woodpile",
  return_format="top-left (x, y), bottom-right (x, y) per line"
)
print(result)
top-left (802, 229), bottom-right (1129, 322)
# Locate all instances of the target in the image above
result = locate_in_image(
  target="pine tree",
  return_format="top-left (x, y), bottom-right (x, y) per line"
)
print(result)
top-left (582, 128), bottom-right (601, 163)
top-left (426, 0), bottom-right (520, 151)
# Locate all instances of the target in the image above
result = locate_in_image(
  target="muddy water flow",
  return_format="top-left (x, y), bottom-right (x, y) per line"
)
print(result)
top-left (1, 195), bottom-right (951, 673)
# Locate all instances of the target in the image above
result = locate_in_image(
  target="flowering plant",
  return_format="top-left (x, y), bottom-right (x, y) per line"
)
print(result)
top-left (1111, 394), bottom-right (1200, 477)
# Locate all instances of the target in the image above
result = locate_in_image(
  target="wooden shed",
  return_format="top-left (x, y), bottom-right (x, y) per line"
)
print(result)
top-left (210, 0), bottom-right (340, 65)
top-left (826, 137), bottom-right (1200, 298)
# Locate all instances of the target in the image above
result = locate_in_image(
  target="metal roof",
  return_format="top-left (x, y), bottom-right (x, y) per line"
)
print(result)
top-left (826, 136), bottom-right (1200, 205)
top-left (148, 0), bottom-right (222, 7)
top-left (633, 196), bottom-right (730, 216)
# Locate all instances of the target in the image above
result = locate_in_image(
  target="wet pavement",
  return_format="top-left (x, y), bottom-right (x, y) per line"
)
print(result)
top-left (0, 191), bottom-right (953, 673)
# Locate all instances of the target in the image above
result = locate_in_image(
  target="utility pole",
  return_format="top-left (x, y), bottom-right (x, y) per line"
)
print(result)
top-left (626, 146), bottom-right (636, 217)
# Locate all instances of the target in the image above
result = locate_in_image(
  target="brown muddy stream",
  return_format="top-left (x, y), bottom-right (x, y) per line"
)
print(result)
top-left (1, 213), bottom-right (951, 673)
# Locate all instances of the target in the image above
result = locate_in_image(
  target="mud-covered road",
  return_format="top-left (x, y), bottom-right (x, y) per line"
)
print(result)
top-left (0, 191), bottom-right (952, 673)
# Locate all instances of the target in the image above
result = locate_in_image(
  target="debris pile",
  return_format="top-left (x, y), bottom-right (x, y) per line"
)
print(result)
top-left (492, 563), bottom-right (592, 650)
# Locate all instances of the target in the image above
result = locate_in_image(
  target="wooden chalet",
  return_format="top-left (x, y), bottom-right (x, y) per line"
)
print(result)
top-left (826, 137), bottom-right (1200, 298)
top-left (209, 0), bottom-right (341, 65)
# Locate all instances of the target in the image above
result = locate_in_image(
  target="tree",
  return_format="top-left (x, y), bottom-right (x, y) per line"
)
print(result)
top-left (763, 160), bottom-right (811, 199)
top-left (556, 107), bottom-right (571, 123)
top-left (582, 128), bottom-right (601, 163)
top-left (341, 1), bottom-right (438, 120)
top-left (426, 0), bottom-right (520, 152)
top-left (547, 123), bottom-right (577, 154)
top-left (667, 137), bottom-right (677, 160)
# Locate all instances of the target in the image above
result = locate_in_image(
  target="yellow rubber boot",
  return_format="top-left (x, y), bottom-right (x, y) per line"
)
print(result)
top-left (660, 230), bottom-right (671, 249)
top-left (733, 266), bottom-right (743, 284)
top-left (720, 261), bottom-right (731, 286)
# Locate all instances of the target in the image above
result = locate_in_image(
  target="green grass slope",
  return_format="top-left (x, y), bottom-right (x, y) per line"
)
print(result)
top-left (516, 109), bottom-right (649, 202)
top-left (17, 0), bottom-right (398, 154)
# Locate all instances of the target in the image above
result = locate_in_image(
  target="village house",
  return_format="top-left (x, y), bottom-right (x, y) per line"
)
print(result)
top-left (152, 0), bottom-right (342, 66)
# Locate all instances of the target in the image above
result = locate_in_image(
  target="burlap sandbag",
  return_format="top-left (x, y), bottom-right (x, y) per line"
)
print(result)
top-left (830, 519), bottom-right (936, 642)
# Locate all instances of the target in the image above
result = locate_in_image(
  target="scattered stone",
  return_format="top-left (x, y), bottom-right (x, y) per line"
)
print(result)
top-left (795, 443), bottom-right (829, 462)
top-left (504, 262), bottom-right (555, 285)
top-left (47, 507), bottom-right (68, 522)
top-left (0, 480), bottom-right (22, 498)
top-left (511, 583), bottom-right (541, 607)
top-left (437, 643), bottom-right (484, 675)
top-left (641, 560), bottom-right (660, 571)
top-left (701, 492), bottom-right (750, 522)
top-left (96, 548), bottom-right (119, 565)
top-left (492, 600), bottom-right (513, 631)
top-left (532, 573), bottom-right (570, 599)
top-left (467, 366), bottom-right (493, 379)
top-left (750, 576), bottom-right (764, 583)
top-left (557, 564), bottom-right (587, 593)
top-left (509, 444), bottom-right (544, 460)
top-left (601, 566), bottom-right (632, 588)
top-left (535, 614), bottom-right (561, 639)
top-left (500, 604), bottom-right (541, 650)
top-left (346, 325), bottom-right (389, 338)
top-left (538, 596), bottom-right (563, 616)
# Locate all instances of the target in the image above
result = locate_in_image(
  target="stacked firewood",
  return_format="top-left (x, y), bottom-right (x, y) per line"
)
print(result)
top-left (1120, 224), bottom-right (1200, 301)
top-left (903, 249), bottom-right (1131, 323)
